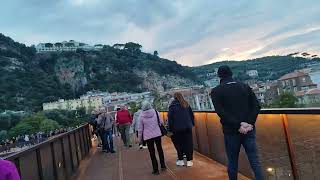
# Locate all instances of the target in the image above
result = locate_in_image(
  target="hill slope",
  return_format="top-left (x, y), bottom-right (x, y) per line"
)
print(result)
top-left (193, 56), bottom-right (320, 81)
top-left (0, 34), bottom-right (198, 112)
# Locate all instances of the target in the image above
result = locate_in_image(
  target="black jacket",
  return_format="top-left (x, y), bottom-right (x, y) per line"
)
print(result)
top-left (168, 99), bottom-right (195, 132)
top-left (210, 77), bottom-right (261, 134)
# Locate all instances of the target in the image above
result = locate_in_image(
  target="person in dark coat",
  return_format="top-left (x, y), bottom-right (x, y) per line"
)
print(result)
top-left (168, 92), bottom-right (195, 167)
top-left (210, 65), bottom-right (263, 180)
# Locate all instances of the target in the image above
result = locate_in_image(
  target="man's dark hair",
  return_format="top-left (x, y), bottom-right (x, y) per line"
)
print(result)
top-left (217, 65), bottom-right (233, 78)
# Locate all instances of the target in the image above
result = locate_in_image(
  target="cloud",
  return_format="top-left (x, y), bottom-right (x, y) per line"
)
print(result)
top-left (0, 0), bottom-right (319, 66)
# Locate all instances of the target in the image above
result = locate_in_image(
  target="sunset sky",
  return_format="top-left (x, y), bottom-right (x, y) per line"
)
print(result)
top-left (1, 0), bottom-right (319, 66)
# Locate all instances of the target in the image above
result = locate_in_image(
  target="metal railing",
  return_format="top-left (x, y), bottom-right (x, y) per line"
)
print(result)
top-left (160, 108), bottom-right (320, 180)
top-left (4, 124), bottom-right (92, 180)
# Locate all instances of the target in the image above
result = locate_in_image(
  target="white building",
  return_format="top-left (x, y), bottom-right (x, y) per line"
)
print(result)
top-left (246, 70), bottom-right (259, 77)
top-left (36, 40), bottom-right (103, 53)
top-left (43, 91), bottom-right (152, 113)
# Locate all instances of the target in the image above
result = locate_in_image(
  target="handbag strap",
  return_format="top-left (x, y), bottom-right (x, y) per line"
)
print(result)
top-left (155, 109), bottom-right (161, 126)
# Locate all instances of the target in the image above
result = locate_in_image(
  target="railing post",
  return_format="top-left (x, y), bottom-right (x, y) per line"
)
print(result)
top-left (36, 149), bottom-right (44, 180)
top-left (68, 134), bottom-right (74, 172)
top-left (205, 112), bottom-right (212, 156)
top-left (60, 138), bottom-right (68, 180)
top-left (281, 114), bottom-right (300, 180)
top-left (73, 132), bottom-right (80, 165)
top-left (50, 142), bottom-right (58, 180)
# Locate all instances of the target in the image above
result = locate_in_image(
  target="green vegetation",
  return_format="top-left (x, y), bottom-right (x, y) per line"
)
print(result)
top-left (264, 92), bottom-right (299, 108)
top-left (194, 56), bottom-right (320, 82)
top-left (0, 108), bottom-right (89, 139)
top-left (0, 33), bottom-right (198, 112)
top-left (8, 113), bottom-right (61, 137)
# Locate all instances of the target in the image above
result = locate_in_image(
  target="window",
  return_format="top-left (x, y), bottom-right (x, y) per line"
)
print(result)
top-left (302, 77), bottom-right (306, 83)
top-left (292, 79), bottom-right (296, 86)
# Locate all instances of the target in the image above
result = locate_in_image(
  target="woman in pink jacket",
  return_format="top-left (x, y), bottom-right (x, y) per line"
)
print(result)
top-left (138, 101), bottom-right (166, 175)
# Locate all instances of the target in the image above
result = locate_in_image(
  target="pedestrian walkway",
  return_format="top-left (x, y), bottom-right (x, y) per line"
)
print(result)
top-left (72, 137), bottom-right (249, 180)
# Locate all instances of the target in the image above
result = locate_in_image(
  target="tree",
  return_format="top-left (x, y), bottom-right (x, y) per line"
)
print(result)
top-left (0, 130), bottom-right (8, 141)
top-left (276, 92), bottom-right (298, 108)
top-left (124, 42), bottom-right (142, 53)
top-left (40, 119), bottom-right (60, 133)
top-left (127, 102), bottom-right (141, 114)
top-left (9, 113), bottom-right (61, 137)
top-left (154, 51), bottom-right (158, 56)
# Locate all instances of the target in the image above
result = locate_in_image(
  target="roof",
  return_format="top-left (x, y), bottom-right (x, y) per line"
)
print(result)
top-left (300, 82), bottom-right (317, 87)
top-left (306, 88), bottom-right (320, 95)
top-left (279, 71), bottom-right (308, 80)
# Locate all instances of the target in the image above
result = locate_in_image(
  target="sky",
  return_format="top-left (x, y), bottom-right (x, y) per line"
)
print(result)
top-left (0, 0), bottom-right (320, 66)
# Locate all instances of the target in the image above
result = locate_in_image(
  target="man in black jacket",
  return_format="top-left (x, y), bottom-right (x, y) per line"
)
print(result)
top-left (211, 66), bottom-right (263, 180)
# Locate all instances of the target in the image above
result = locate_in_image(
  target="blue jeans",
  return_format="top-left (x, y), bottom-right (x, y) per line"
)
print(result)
top-left (102, 129), bottom-right (114, 152)
top-left (224, 130), bottom-right (264, 180)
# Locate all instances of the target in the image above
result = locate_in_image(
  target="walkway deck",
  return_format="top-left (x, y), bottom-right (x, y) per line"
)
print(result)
top-left (72, 137), bottom-right (249, 180)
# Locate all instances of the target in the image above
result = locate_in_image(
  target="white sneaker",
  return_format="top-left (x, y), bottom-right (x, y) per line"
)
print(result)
top-left (142, 146), bottom-right (148, 149)
top-left (139, 145), bottom-right (143, 149)
top-left (176, 160), bottom-right (184, 166)
top-left (186, 161), bottom-right (193, 167)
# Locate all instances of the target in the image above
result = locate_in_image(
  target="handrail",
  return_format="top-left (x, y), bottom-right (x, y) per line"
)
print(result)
top-left (3, 123), bottom-right (92, 180)
top-left (159, 109), bottom-right (320, 180)
top-left (161, 108), bottom-right (320, 114)
top-left (4, 124), bottom-right (88, 160)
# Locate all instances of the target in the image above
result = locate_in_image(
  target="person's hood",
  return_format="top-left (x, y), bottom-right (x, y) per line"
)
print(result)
top-left (169, 99), bottom-right (180, 108)
top-left (140, 109), bottom-right (155, 118)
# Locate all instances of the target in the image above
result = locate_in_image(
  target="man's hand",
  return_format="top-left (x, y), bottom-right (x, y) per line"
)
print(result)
top-left (239, 122), bottom-right (253, 134)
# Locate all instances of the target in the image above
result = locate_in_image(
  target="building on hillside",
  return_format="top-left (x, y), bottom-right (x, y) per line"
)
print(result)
top-left (264, 82), bottom-right (279, 105)
top-left (296, 88), bottom-right (320, 107)
top-left (43, 91), bottom-right (152, 113)
top-left (246, 70), bottom-right (259, 78)
top-left (102, 92), bottom-right (152, 112)
top-left (160, 86), bottom-right (213, 110)
top-left (43, 97), bottom-right (103, 113)
top-left (36, 40), bottom-right (103, 53)
top-left (277, 71), bottom-right (317, 95)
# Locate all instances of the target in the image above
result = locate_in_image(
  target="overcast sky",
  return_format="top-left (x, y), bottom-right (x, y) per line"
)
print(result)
top-left (1, 0), bottom-right (319, 66)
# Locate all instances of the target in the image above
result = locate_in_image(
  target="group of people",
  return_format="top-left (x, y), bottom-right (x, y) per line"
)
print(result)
top-left (0, 128), bottom-right (73, 154)
top-left (90, 65), bottom-right (264, 180)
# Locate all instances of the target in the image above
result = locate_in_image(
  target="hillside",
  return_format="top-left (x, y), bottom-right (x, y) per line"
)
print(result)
top-left (193, 56), bottom-right (320, 82)
top-left (1, 33), bottom-right (319, 112)
top-left (0, 34), bottom-right (198, 112)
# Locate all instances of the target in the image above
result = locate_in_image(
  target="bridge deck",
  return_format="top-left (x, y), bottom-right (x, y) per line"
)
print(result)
top-left (72, 137), bottom-right (249, 180)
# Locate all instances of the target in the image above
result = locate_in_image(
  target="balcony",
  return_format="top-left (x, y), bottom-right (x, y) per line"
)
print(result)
top-left (3, 109), bottom-right (320, 180)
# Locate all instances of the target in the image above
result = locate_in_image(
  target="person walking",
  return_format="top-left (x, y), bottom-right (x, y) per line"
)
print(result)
top-left (116, 105), bottom-right (133, 147)
top-left (132, 109), bottom-right (147, 149)
top-left (138, 101), bottom-right (166, 175)
top-left (97, 111), bottom-right (115, 153)
top-left (168, 92), bottom-right (195, 167)
top-left (210, 65), bottom-right (263, 180)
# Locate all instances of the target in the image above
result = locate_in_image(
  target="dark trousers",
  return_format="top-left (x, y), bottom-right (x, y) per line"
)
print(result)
top-left (136, 131), bottom-right (146, 146)
top-left (101, 129), bottom-right (114, 152)
top-left (118, 124), bottom-right (131, 147)
top-left (173, 128), bottom-right (193, 161)
top-left (146, 136), bottom-right (166, 172)
top-left (224, 130), bottom-right (264, 180)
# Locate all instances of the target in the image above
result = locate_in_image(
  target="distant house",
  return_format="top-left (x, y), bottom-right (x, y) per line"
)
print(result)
top-left (246, 70), bottom-right (259, 77)
top-left (113, 44), bottom-right (125, 49)
top-left (296, 88), bottom-right (320, 106)
top-left (277, 71), bottom-right (317, 95)
top-left (36, 40), bottom-right (102, 53)
top-left (264, 82), bottom-right (279, 104)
